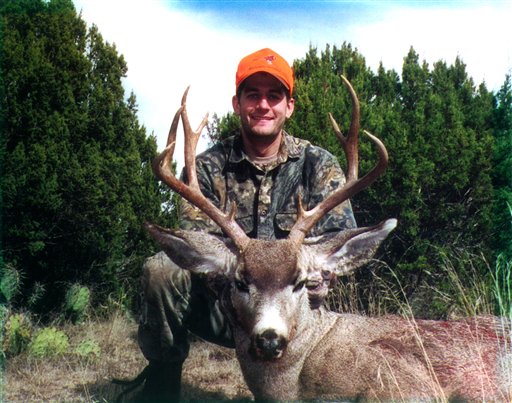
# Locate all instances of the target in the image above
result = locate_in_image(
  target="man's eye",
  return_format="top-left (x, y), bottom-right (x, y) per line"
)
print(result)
top-left (234, 280), bottom-right (249, 293)
top-left (293, 280), bottom-right (306, 293)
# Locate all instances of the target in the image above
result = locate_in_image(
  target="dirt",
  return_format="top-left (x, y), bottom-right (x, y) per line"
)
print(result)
top-left (4, 314), bottom-right (252, 402)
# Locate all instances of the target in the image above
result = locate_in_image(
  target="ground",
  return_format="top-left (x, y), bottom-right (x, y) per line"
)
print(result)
top-left (4, 314), bottom-right (252, 402)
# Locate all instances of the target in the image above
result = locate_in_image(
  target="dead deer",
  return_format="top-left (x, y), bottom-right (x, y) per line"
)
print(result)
top-left (144, 79), bottom-right (512, 401)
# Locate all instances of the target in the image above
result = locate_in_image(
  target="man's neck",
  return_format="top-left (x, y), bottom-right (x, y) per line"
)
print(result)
top-left (241, 132), bottom-right (283, 160)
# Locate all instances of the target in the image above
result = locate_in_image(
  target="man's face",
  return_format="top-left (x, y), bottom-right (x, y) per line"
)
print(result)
top-left (232, 72), bottom-right (295, 140)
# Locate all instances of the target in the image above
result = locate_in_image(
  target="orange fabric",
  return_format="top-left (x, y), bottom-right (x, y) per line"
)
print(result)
top-left (236, 48), bottom-right (294, 95)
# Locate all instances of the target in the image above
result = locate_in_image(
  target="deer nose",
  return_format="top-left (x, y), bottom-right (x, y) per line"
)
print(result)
top-left (254, 329), bottom-right (287, 360)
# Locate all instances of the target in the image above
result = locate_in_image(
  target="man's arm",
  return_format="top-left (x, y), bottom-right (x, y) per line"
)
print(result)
top-left (178, 156), bottom-right (226, 234)
top-left (306, 146), bottom-right (357, 237)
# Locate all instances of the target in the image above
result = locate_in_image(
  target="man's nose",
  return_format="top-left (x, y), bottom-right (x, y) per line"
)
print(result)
top-left (256, 97), bottom-right (270, 109)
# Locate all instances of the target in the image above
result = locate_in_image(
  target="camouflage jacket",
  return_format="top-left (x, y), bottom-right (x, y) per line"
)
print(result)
top-left (179, 131), bottom-right (356, 240)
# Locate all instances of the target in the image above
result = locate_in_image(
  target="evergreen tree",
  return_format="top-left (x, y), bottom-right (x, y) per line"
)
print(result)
top-left (205, 112), bottom-right (240, 144)
top-left (290, 43), bottom-right (373, 166)
top-left (0, 0), bottom-right (170, 313)
top-left (182, 44), bottom-right (497, 316)
top-left (290, 45), bottom-right (495, 313)
top-left (492, 75), bottom-right (512, 259)
top-left (394, 51), bottom-right (494, 301)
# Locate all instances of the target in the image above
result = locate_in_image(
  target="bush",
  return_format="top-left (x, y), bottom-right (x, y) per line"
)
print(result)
top-left (28, 327), bottom-right (69, 358)
top-left (0, 263), bottom-right (22, 304)
top-left (2, 312), bottom-right (33, 356)
top-left (64, 284), bottom-right (90, 324)
top-left (74, 339), bottom-right (101, 359)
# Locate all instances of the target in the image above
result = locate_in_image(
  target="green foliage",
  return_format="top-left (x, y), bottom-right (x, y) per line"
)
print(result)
top-left (290, 43), bottom-right (373, 168)
top-left (27, 282), bottom-right (45, 310)
top-left (0, 262), bottom-right (22, 304)
top-left (210, 44), bottom-right (498, 314)
top-left (0, 0), bottom-right (504, 320)
top-left (74, 338), bottom-right (101, 359)
top-left (434, 248), bottom-right (494, 317)
top-left (64, 284), bottom-right (90, 323)
top-left (206, 112), bottom-right (240, 144)
top-left (2, 312), bottom-right (33, 356)
top-left (288, 44), bottom-right (495, 311)
top-left (0, 0), bottom-right (172, 314)
top-left (492, 75), bottom-right (512, 259)
top-left (28, 327), bottom-right (69, 358)
top-left (493, 253), bottom-right (512, 318)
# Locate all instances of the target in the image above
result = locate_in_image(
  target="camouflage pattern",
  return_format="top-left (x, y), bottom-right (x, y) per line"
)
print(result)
top-left (138, 131), bottom-right (357, 364)
top-left (180, 131), bottom-right (356, 238)
top-left (138, 252), bottom-right (234, 363)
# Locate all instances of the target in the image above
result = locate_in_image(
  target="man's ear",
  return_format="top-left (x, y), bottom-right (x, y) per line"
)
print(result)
top-left (144, 222), bottom-right (238, 276)
top-left (232, 95), bottom-right (240, 115)
top-left (302, 219), bottom-right (397, 277)
top-left (285, 97), bottom-right (295, 118)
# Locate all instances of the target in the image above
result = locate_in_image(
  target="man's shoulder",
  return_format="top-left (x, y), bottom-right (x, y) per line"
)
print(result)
top-left (196, 135), bottom-right (238, 166)
top-left (284, 132), bottom-right (336, 162)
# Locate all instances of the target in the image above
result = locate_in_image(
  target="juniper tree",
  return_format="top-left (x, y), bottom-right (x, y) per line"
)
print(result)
top-left (0, 0), bottom-right (171, 313)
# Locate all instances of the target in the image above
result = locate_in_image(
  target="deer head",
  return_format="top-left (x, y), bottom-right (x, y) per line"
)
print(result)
top-left (145, 78), bottom-right (396, 361)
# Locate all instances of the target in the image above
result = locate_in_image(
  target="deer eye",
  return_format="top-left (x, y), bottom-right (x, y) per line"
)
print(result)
top-left (234, 280), bottom-right (249, 293)
top-left (293, 280), bottom-right (306, 293)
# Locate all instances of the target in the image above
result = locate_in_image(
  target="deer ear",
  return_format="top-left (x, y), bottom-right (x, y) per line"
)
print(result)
top-left (144, 222), bottom-right (238, 275)
top-left (305, 219), bottom-right (397, 277)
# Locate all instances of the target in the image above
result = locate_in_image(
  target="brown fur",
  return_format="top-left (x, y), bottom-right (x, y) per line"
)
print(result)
top-left (147, 221), bottom-right (512, 401)
top-left (241, 239), bottom-right (299, 291)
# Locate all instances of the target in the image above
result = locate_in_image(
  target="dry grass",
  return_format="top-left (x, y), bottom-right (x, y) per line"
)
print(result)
top-left (4, 312), bottom-right (251, 402)
top-left (5, 252), bottom-right (511, 402)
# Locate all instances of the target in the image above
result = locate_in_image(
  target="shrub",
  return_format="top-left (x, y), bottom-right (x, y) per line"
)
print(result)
top-left (74, 339), bottom-right (101, 359)
top-left (64, 284), bottom-right (90, 324)
top-left (27, 282), bottom-right (46, 310)
top-left (28, 327), bottom-right (69, 358)
top-left (2, 312), bottom-right (33, 356)
top-left (0, 263), bottom-right (22, 304)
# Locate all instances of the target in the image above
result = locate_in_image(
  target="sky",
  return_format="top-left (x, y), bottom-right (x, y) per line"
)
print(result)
top-left (72, 0), bottom-right (512, 163)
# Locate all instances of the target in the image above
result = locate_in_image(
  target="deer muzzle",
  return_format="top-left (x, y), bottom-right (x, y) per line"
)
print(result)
top-left (251, 329), bottom-right (288, 361)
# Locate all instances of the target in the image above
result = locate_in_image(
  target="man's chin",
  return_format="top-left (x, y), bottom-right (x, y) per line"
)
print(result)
top-left (248, 128), bottom-right (280, 138)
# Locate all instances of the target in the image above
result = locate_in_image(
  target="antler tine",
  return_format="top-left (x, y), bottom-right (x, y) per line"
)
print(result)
top-left (153, 104), bottom-right (182, 187)
top-left (152, 87), bottom-right (250, 251)
top-left (328, 75), bottom-right (360, 182)
top-left (288, 76), bottom-right (388, 244)
top-left (180, 86), bottom-right (209, 193)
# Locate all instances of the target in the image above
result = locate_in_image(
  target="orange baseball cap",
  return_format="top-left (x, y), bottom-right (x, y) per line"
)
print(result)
top-left (236, 48), bottom-right (294, 95)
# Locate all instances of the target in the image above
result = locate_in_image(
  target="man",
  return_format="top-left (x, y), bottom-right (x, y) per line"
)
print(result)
top-left (134, 48), bottom-right (356, 401)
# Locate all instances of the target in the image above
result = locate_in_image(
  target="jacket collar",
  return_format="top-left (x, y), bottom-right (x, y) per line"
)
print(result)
top-left (228, 131), bottom-right (302, 166)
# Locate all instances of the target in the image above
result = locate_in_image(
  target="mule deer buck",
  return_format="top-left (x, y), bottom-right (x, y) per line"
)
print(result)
top-left (145, 78), bottom-right (511, 401)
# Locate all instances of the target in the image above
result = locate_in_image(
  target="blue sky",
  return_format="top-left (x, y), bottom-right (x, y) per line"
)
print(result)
top-left (73, 0), bottom-right (512, 163)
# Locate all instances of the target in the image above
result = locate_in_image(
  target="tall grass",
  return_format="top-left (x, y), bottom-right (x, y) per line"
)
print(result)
top-left (493, 253), bottom-right (512, 319)
top-left (492, 252), bottom-right (512, 397)
top-left (328, 247), bottom-right (496, 319)
top-left (493, 204), bottom-right (512, 319)
top-left (327, 250), bottom-right (512, 402)
top-left (491, 207), bottom-right (512, 395)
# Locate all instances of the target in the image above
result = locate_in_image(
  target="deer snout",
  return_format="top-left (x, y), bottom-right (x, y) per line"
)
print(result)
top-left (252, 329), bottom-right (287, 360)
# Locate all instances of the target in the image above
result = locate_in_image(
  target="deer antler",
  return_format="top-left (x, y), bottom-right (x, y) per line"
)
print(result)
top-left (152, 87), bottom-right (250, 251)
top-left (288, 76), bottom-right (388, 243)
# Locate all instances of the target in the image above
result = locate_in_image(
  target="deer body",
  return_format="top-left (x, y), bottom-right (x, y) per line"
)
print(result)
top-left (145, 81), bottom-right (511, 401)
top-left (292, 313), bottom-right (506, 401)
top-left (235, 310), bottom-right (509, 401)
top-left (147, 225), bottom-right (511, 401)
